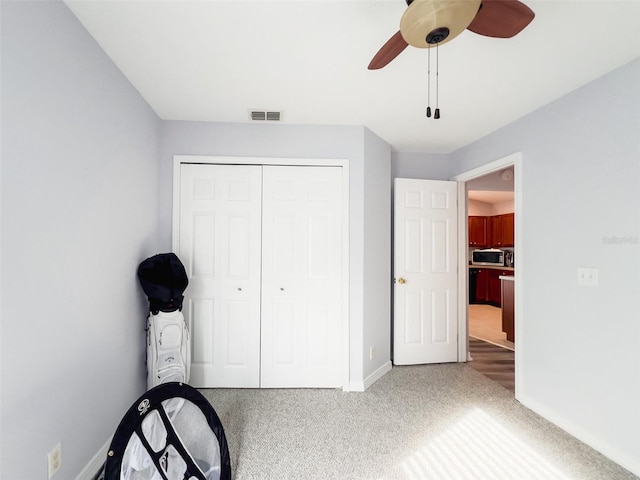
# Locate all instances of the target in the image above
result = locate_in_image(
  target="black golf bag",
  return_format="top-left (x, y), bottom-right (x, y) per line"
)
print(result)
top-left (102, 382), bottom-right (231, 480)
top-left (137, 253), bottom-right (191, 389)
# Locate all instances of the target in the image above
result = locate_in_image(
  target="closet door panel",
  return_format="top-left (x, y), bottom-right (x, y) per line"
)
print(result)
top-left (261, 166), bottom-right (343, 388)
top-left (179, 164), bottom-right (262, 387)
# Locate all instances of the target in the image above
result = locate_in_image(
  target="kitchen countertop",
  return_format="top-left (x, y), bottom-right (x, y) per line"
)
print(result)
top-left (468, 264), bottom-right (514, 272)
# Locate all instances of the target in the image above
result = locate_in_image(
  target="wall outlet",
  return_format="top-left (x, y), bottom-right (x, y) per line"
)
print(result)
top-left (48, 442), bottom-right (62, 479)
top-left (369, 345), bottom-right (376, 361)
top-left (577, 267), bottom-right (599, 286)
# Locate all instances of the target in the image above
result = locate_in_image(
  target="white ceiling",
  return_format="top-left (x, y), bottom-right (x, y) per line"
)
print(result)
top-left (468, 190), bottom-right (514, 203)
top-left (467, 166), bottom-right (514, 203)
top-left (65, 0), bottom-right (640, 153)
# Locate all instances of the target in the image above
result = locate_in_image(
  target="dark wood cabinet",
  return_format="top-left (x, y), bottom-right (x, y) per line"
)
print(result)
top-left (501, 278), bottom-right (515, 342)
top-left (476, 268), bottom-right (489, 303)
top-left (470, 268), bottom-right (495, 304)
top-left (468, 216), bottom-right (488, 247)
top-left (475, 268), bottom-right (513, 307)
top-left (470, 268), bottom-right (512, 307)
top-left (469, 213), bottom-right (514, 247)
top-left (488, 270), bottom-right (512, 306)
top-left (501, 213), bottom-right (514, 247)
top-left (488, 216), bottom-right (502, 247)
top-left (488, 270), bottom-right (501, 306)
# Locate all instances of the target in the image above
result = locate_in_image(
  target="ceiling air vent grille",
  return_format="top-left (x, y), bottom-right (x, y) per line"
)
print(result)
top-left (249, 110), bottom-right (282, 122)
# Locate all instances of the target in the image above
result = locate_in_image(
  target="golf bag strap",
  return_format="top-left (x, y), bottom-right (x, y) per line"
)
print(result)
top-left (134, 404), bottom-right (207, 480)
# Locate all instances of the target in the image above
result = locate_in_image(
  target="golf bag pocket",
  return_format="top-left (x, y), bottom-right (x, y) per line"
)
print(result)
top-left (147, 310), bottom-right (191, 388)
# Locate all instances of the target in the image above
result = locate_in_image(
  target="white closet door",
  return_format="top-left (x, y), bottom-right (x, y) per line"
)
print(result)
top-left (261, 166), bottom-right (343, 388)
top-left (178, 164), bottom-right (262, 387)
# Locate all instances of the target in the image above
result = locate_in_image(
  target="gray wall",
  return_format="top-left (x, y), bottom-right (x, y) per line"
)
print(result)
top-left (160, 121), bottom-right (392, 389)
top-left (363, 128), bottom-right (392, 380)
top-left (0, 2), bottom-right (162, 479)
top-left (449, 59), bottom-right (640, 474)
top-left (392, 152), bottom-right (452, 181)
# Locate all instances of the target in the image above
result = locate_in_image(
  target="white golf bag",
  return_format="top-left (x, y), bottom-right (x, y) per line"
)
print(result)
top-left (146, 310), bottom-right (191, 388)
top-left (138, 253), bottom-right (191, 389)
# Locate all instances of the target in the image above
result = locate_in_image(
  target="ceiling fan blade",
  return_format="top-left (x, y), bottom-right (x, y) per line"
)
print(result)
top-left (368, 31), bottom-right (408, 70)
top-left (467, 0), bottom-right (535, 38)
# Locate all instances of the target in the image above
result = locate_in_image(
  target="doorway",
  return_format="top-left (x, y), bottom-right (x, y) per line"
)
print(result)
top-left (467, 180), bottom-right (514, 351)
top-left (452, 152), bottom-right (522, 397)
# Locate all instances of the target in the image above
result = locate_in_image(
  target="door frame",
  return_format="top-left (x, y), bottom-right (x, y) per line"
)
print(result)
top-left (451, 151), bottom-right (523, 399)
top-left (172, 155), bottom-right (351, 390)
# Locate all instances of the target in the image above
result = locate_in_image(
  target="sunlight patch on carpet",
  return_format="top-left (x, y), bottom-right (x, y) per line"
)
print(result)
top-left (395, 408), bottom-right (569, 480)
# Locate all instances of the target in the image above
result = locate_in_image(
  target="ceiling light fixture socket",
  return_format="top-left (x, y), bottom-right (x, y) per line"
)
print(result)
top-left (427, 27), bottom-right (449, 44)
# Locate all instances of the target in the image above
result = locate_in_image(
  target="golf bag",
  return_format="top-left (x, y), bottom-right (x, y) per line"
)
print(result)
top-left (138, 253), bottom-right (191, 389)
top-left (101, 382), bottom-right (231, 480)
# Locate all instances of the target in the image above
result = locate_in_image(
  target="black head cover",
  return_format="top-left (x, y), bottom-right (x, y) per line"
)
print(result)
top-left (137, 253), bottom-right (189, 313)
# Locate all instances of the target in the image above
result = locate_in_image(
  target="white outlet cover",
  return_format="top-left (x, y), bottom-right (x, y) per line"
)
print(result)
top-left (577, 267), bottom-right (599, 286)
top-left (48, 442), bottom-right (62, 479)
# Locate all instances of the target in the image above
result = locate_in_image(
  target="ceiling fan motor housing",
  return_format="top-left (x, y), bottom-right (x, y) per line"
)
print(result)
top-left (400, 0), bottom-right (481, 48)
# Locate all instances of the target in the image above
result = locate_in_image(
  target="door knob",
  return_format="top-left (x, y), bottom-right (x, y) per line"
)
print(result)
top-left (398, 277), bottom-right (406, 284)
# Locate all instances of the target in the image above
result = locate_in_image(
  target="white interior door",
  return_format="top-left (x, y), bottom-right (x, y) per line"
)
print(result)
top-left (178, 164), bottom-right (262, 387)
top-left (394, 178), bottom-right (458, 365)
top-left (260, 166), bottom-right (343, 388)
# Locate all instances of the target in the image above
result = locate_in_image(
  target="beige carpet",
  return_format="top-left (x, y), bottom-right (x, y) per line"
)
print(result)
top-left (200, 365), bottom-right (636, 480)
top-left (469, 304), bottom-right (514, 350)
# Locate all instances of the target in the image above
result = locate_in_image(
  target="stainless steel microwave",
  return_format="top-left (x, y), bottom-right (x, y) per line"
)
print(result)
top-left (471, 249), bottom-right (504, 266)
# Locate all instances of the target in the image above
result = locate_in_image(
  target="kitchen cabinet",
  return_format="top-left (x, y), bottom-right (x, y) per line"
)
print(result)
top-left (501, 277), bottom-right (515, 342)
top-left (488, 270), bottom-right (500, 305)
top-left (489, 213), bottom-right (514, 247)
top-left (468, 216), bottom-right (488, 247)
top-left (490, 269), bottom-right (514, 307)
top-left (469, 268), bottom-right (489, 304)
top-left (488, 270), bottom-right (502, 306)
top-left (488, 216), bottom-right (502, 247)
top-left (470, 268), bottom-right (512, 307)
top-left (501, 213), bottom-right (515, 246)
top-left (468, 213), bottom-right (514, 247)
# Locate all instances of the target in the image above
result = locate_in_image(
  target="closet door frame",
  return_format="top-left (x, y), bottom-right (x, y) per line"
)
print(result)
top-left (172, 155), bottom-right (350, 390)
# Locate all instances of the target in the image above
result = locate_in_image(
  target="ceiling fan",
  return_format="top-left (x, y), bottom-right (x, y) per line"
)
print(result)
top-left (368, 0), bottom-right (535, 70)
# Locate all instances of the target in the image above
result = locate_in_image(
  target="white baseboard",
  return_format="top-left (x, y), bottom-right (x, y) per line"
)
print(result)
top-left (519, 393), bottom-right (640, 477)
top-left (349, 361), bottom-right (392, 392)
top-left (75, 439), bottom-right (109, 480)
top-left (364, 360), bottom-right (392, 390)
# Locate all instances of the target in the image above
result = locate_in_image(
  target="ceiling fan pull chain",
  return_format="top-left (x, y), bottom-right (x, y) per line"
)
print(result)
top-left (434, 42), bottom-right (441, 119)
top-left (426, 47), bottom-right (432, 117)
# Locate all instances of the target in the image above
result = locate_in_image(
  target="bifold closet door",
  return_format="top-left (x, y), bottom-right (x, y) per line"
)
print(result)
top-left (178, 164), bottom-right (262, 388)
top-left (260, 166), bottom-right (343, 388)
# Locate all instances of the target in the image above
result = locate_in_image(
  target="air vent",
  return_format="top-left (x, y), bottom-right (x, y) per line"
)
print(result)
top-left (266, 111), bottom-right (280, 121)
top-left (249, 110), bottom-right (282, 122)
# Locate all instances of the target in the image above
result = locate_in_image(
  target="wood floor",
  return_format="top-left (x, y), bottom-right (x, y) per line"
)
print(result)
top-left (468, 338), bottom-right (515, 392)
top-left (468, 304), bottom-right (514, 350)
top-left (468, 304), bottom-right (515, 392)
